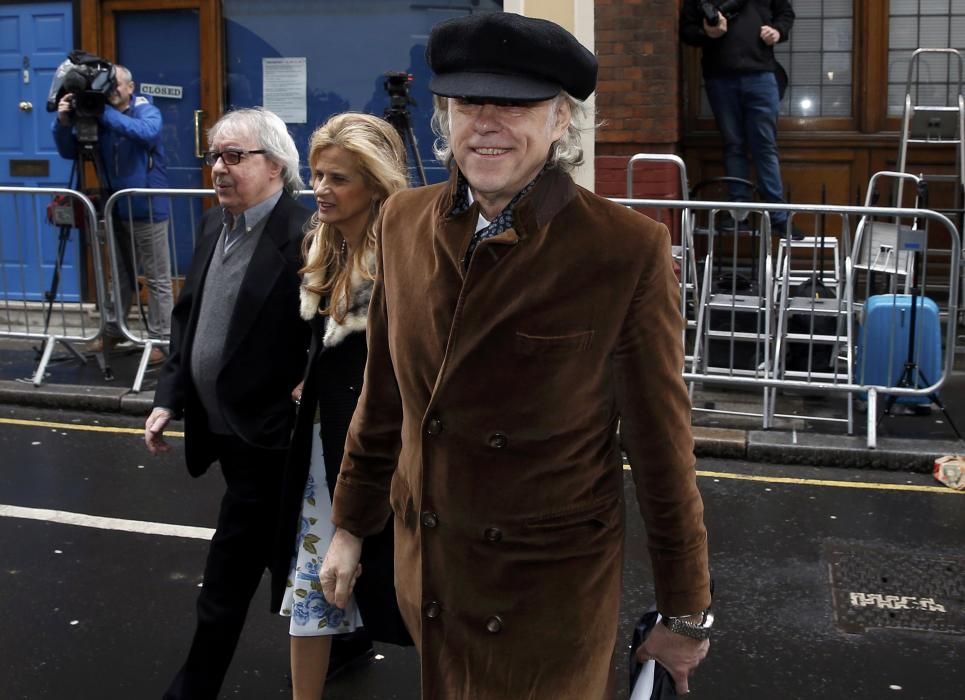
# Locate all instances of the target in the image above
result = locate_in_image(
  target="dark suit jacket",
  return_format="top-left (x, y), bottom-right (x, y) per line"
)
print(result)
top-left (154, 192), bottom-right (311, 476)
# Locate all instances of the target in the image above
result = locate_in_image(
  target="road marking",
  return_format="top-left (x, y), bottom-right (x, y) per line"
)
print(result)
top-left (621, 464), bottom-right (961, 495)
top-left (0, 417), bottom-right (184, 438)
top-left (0, 504), bottom-right (213, 540)
top-left (695, 469), bottom-right (961, 495)
top-left (2, 418), bottom-right (957, 495)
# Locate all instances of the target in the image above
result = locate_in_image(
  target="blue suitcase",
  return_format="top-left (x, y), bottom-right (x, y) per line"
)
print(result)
top-left (855, 294), bottom-right (943, 405)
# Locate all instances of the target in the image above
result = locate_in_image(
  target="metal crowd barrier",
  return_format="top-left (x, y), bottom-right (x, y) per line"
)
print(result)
top-left (625, 154), bottom-right (697, 367)
top-left (611, 196), bottom-right (961, 449)
top-left (0, 186), bottom-right (108, 386)
top-left (104, 188), bottom-right (315, 392)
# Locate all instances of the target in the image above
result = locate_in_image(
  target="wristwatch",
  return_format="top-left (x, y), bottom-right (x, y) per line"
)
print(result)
top-left (661, 609), bottom-right (714, 640)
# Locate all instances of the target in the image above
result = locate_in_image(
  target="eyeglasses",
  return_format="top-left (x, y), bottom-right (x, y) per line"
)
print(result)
top-left (202, 149), bottom-right (266, 166)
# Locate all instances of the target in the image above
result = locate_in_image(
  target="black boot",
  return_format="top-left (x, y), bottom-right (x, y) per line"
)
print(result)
top-left (327, 629), bottom-right (375, 680)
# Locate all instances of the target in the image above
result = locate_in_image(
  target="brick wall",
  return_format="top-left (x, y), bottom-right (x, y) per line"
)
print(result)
top-left (594, 0), bottom-right (683, 207)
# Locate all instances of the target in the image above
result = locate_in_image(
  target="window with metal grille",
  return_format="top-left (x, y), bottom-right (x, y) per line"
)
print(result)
top-left (697, 0), bottom-right (854, 119)
top-left (888, 0), bottom-right (965, 116)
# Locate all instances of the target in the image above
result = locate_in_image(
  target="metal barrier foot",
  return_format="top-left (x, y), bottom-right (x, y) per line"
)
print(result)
top-left (31, 337), bottom-right (57, 386)
top-left (131, 343), bottom-right (153, 394)
top-left (866, 388), bottom-right (877, 449)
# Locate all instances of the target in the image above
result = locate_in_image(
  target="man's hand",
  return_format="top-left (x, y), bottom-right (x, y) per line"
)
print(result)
top-left (144, 407), bottom-right (173, 455)
top-left (320, 527), bottom-right (363, 609)
top-left (760, 24), bottom-right (781, 46)
top-left (56, 94), bottom-right (74, 126)
top-left (635, 622), bottom-right (710, 694)
top-left (704, 14), bottom-right (727, 39)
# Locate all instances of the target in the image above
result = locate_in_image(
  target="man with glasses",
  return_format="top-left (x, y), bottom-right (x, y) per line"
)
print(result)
top-left (53, 64), bottom-right (173, 364)
top-left (144, 107), bottom-right (310, 699)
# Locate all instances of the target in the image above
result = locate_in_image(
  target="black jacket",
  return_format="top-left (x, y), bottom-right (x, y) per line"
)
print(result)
top-left (680, 0), bottom-right (795, 78)
top-left (153, 193), bottom-right (311, 476)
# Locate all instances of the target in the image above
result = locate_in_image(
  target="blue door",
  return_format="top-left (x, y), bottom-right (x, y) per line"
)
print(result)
top-left (115, 9), bottom-right (203, 277)
top-left (0, 2), bottom-right (77, 301)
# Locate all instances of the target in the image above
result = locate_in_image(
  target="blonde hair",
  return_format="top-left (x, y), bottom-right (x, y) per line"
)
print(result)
top-left (300, 112), bottom-right (408, 321)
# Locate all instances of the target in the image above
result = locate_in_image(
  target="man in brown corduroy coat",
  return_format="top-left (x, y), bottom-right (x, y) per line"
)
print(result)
top-left (321, 12), bottom-right (713, 699)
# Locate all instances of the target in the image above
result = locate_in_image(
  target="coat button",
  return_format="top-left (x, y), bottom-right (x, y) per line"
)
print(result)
top-left (421, 511), bottom-right (439, 529)
top-left (483, 527), bottom-right (502, 543)
top-left (488, 432), bottom-right (508, 449)
top-left (485, 615), bottom-right (503, 633)
top-left (424, 601), bottom-right (442, 619)
top-left (426, 417), bottom-right (443, 436)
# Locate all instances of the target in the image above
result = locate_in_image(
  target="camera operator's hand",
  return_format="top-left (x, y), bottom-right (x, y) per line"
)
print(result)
top-left (704, 14), bottom-right (727, 38)
top-left (760, 25), bottom-right (780, 46)
top-left (56, 94), bottom-right (74, 126)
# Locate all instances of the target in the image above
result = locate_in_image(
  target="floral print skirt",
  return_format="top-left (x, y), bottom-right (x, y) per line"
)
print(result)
top-left (279, 429), bottom-right (363, 637)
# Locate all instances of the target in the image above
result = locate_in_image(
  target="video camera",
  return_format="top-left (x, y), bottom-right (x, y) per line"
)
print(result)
top-left (46, 50), bottom-right (116, 142)
top-left (384, 71), bottom-right (416, 111)
top-left (700, 0), bottom-right (748, 27)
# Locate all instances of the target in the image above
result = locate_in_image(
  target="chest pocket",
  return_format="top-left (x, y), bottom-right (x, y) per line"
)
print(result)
top-left (515, 329), bottom-right (594, 356)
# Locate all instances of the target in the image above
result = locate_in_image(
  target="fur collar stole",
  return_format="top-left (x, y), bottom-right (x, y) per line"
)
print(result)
top-left (299, 252), bottom-right (374, 348)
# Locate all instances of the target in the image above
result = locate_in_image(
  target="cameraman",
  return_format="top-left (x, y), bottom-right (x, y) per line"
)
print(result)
top-left (52, 64), bottom-right (173, 364)
top-left (681, 1), bottom-right (796, 237)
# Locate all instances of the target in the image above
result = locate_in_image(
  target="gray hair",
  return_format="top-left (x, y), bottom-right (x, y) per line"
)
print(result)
top-left (430, 92), bottom-right (588, 173)
top-left (114, 64), bottom-right (132, 83)
top-left (208, 107), bottom-right (304, 194)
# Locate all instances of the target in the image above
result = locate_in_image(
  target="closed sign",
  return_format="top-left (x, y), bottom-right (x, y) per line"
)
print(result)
top-left (140, 83), bottom-right (183, 100)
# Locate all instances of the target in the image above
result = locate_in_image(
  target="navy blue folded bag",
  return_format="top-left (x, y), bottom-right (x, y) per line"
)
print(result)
top-left (628, 609), bottom-right (677, 699)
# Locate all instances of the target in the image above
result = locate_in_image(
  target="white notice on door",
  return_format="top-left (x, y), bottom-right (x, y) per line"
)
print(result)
top-left (263, 57), bottom-right (307, 124)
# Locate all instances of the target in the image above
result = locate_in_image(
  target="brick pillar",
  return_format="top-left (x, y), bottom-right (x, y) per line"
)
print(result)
top-left (594, 0), bottom-right (683, 235)
top-left (595, 0), bottom-right (682, 190)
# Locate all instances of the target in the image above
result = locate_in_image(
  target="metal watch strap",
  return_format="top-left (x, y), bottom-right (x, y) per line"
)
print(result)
top-left (661, 609), bottom-right (714, 640)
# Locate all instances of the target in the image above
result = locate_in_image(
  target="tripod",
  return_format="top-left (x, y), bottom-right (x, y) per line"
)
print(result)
top-left (34, 119), bottom-right (115, 382)
top-left (384, 104), bottom-right (428, 187)
top-left (382, 72), bottom-right (428, 186)
top-left (879, 181), bottom-right (963, 440)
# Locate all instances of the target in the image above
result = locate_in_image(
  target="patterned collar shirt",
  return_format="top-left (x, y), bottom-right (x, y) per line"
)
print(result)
top-left (452, 170), bottom-right (543, 269)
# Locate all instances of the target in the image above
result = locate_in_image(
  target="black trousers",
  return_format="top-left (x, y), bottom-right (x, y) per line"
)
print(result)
top-left (163, 436), bottom-right (286, 700)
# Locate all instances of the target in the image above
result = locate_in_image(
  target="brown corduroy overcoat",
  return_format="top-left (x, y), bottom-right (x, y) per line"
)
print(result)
top-left (332, 167), bottom-right (710, 700)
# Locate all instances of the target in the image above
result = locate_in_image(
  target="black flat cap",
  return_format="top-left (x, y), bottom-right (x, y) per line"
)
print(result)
top-left (427, 12), bottom-right (598, 102)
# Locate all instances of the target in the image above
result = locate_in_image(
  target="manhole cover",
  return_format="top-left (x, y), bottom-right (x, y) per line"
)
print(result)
top-left (826, 541), bottom-right (965, 635)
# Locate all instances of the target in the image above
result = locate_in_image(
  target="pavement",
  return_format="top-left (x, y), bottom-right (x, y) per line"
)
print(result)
top-left (1, 336), bottom-right (964, 472)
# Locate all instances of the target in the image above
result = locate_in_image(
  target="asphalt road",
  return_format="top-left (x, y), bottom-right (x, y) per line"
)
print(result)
top-left (1, 404), bottom-right (963, 699)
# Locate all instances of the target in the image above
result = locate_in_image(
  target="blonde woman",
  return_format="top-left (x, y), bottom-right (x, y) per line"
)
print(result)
top-left (270, 112), bottom-right (411, 699)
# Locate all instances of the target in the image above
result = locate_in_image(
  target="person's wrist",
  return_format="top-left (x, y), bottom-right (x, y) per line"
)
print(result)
top-left (661, 609), bottom-right (714, 640)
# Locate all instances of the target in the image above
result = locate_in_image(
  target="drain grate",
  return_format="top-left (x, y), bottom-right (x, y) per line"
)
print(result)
top-left (826, 540), bottom-right (965, 635)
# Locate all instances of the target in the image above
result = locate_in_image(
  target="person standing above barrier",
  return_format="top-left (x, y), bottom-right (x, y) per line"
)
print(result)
top-left (680, 1), bottom-right (797, 237)
top-left (143, 107), bottom-right (311, 700)
top-left (271, 112), bottom-right (413, 699)
top-left (52, 64), bottom-right (173, 364)
top-left (320, 12), bottom-right (712, 700)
